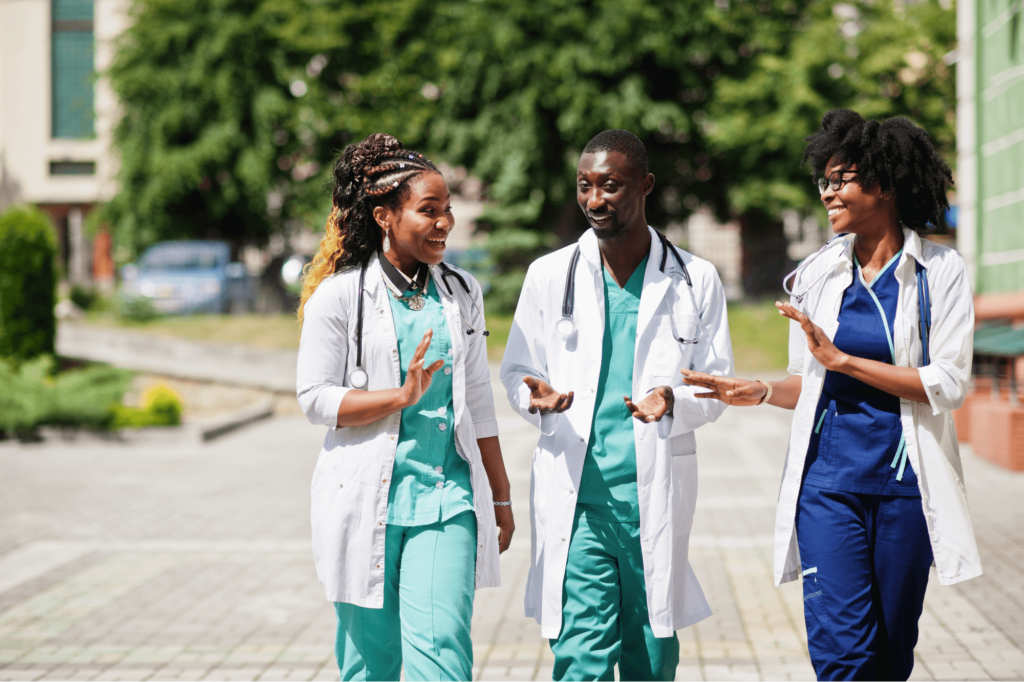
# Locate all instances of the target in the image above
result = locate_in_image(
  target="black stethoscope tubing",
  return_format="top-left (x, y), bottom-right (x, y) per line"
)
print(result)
top-left (348, 259), bottom-right (484, 389)
top-left (557, 231), bottom-right (703, 343)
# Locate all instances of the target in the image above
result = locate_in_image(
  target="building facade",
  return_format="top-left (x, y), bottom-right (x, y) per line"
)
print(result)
top-left (0, 0), bottom-right (127, 286)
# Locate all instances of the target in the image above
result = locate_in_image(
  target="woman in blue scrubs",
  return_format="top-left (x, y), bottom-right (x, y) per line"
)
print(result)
top-left (682, 110), bottom-right (980, 680)
top-left (296, 134), bottom-right (515, 681)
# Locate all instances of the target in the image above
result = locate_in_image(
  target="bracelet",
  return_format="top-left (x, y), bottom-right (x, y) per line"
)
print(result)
top-left (493, 500), bottom-right (512, 507)
top-left (757, 380), bottom-right (773, 405)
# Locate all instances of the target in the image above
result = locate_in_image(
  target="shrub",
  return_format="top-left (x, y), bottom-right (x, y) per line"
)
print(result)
top-left (0, 207), bottom-right (58, 361)
top-left (119, 295), bottom-right (159, 322)
top-left (69, 285), bottom-right (98, 311)
top-left (111, 384), bottom-right (183, 428)
top-left (0, 356), bottom-right (133, 436)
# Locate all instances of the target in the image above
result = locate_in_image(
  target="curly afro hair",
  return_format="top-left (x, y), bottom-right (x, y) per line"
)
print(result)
top-left (802, 109), bottom-right (953, 232)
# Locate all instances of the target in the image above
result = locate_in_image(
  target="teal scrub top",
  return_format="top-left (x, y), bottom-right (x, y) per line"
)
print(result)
top-left (576, 255), bottom-right (648, 523)
top-left (386, 276), bottom-right (474, 526)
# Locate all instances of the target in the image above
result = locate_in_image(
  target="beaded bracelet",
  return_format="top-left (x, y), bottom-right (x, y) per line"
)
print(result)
top-left (493, 501), bottom-right (512, 507)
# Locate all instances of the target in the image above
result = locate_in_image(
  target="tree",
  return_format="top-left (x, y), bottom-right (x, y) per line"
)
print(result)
top-left (0, 207), bottom-right (57, 361)
top-left (706, 0), bottom-right (956, 294)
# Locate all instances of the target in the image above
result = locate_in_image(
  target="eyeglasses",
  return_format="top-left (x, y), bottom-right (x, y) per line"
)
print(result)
top-left (816, 169), bottom-right (858, 195)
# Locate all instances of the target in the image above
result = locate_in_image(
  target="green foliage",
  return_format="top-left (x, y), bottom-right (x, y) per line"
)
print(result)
top-left (484, 226), bottom-right (557, 313)
top-left (0, 207), bottom-right (58, 361)
top-left (111, 384), bottom-right (183, 428)
top-left (707, 0), bottom-right (956, 220)
top-left (102, 0), bottom-right (297, 257)
top-left (0, 356), bottom-right (133, 436)
top-left (69, 284), bottom-right (98, 311)
top-left (119, 296), bottom-right (160, 322)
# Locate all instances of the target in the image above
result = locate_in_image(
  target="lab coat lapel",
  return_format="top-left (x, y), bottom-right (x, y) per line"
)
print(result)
top-left (637, 227), bottom-right (672, 340)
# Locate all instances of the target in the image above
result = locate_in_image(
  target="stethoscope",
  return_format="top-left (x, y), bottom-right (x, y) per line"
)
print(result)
top-left (554, 230), bottom-right (705, 345)
top-left (348, 259), bottom-right (488, 390)
top-left (782, 232), bottom-right (932, 363)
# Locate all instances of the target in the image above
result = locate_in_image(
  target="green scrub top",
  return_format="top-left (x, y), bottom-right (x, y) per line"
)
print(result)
top-left (386, 275), bottom-right (474, 526)
top-left (576, 255), bottom-right (648, 523)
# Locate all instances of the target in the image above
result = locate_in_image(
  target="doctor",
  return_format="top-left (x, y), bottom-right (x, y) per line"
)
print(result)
top-left (683, 110), bottom-right (980, 680)
top-left (500, 129), bottom-right (734, 681)
top-left (297, 133), bottom-right (514, 681)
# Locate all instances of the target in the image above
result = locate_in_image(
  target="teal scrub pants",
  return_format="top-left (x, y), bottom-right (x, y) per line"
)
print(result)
top-left (334, 511), bottom-right (477, 681)
top-left (550, 510), bottom-right (680, 681)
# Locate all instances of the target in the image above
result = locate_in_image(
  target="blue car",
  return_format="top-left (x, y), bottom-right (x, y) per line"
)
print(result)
top-left (121, 240), bottom-right (251, 314)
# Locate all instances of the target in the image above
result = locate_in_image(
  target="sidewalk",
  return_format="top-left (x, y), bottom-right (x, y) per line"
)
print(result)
top-left (0, 365), bottom-right (1022, 681)
top-left (56, 323), bottom-right (297, 393)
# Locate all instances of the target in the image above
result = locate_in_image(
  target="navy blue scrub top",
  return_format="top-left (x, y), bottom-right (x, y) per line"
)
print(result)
top-left (803, 250), bottom-right (920, 496)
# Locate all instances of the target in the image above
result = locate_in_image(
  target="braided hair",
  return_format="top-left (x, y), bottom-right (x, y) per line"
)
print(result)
top-left (802, 109), bottom-right (953, 232)
top-left (299, 133), bottom-right (439, 321)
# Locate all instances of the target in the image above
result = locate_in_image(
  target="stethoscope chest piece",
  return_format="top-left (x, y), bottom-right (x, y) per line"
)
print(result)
top-left (349, 367), bottom-right (368, 390)
top-left (555, 316), bottom-right (576, 338)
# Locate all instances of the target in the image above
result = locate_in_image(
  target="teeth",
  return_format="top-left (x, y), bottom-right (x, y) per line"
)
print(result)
top-left (828, 208), bottom-right (843, 216)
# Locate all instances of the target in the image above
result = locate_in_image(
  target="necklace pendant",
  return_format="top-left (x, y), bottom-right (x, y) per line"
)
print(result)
top-left (407, 293), bottom-right (426, 311)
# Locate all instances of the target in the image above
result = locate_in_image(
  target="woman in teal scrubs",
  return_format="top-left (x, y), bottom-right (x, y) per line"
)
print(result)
top-left (296, 134), bottom-right (515, 681)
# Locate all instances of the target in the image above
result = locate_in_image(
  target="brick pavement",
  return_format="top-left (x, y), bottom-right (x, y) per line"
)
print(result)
top-left (0, 368), bottom-right (1022, 681)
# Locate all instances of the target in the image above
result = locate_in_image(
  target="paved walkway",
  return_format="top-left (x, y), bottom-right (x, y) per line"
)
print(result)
top-left (1, 368), bottom-right (1022, 681)
top-left (56, 324), bottom-right (297, 393)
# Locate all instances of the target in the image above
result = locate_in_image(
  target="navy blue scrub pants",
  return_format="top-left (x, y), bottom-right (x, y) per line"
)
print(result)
top-left (796, 485), bottom-right (933, 681)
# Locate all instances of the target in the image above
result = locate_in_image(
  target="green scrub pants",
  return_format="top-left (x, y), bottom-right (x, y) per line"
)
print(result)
top-left (334, 511), bottom-right (477, 681)
top-left (550, 510), bottom-right (679, 681)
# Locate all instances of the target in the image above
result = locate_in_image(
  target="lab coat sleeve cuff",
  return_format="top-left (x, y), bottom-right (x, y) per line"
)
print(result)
top-left (473, 417), bottom-right (499, 439)
top-left (919, 364), bottom-right (954, 416)
top-left (539, 412), bottom-right (558, 436)
top-left (320, 386), bottom-right (350, 431)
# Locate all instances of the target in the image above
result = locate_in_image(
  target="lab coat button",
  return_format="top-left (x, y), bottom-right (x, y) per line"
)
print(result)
top-left (390, 436), bottom-right (395, 441)
top-left (438, 423), bottom-right (447, 431)
top-left (376, 564), bottom-right (381, 569)
top-left (580, 437), bottom-right (585, 443)
top-left (435, 466), bottom-right (443, 474)
top-left (444, 367), bottom-right (452, 375)
top-left (392, 349), bottom-right (398, 355)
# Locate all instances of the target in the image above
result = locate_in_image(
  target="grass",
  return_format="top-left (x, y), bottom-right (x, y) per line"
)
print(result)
top-left (728, 299), bottom-right (791, 374)
top-left (86, 311), bottom-right (302, 350)
top-left (82, 302), bottom-right (790, 373)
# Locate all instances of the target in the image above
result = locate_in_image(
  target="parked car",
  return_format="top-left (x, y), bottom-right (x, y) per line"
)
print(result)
top-left (121, 241), bottom-right (251, 314)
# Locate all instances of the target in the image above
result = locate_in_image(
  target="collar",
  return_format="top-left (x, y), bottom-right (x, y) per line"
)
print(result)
top-left (378, 251), bottom-right (429, 295)
top-left (578, 225), bottom-right (663, 274)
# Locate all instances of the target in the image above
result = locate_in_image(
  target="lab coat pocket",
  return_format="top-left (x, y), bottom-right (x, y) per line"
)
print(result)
top-left (647, 317), bottom-right (693, 376)
top-left (319, 454), bottom-right (386, 488)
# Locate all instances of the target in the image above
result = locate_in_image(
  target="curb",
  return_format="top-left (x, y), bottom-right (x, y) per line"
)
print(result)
top-left (29, 399), bottom-right (276, 446)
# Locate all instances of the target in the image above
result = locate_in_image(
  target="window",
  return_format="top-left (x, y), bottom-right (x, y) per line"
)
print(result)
top-left (49, 161), bottom-right (96, 175)
top-left (52, 0), bottom-right (94, 139)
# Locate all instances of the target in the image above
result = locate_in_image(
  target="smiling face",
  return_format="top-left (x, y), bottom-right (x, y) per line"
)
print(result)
top-left (374, 172), bottom-right (453, 273)
top-left (820, 156), bottom-right (895, 238)
top-left (576, 150), bottom-right (654, 241)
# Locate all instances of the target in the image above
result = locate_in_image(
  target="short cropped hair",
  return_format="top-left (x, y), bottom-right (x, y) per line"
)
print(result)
top-left (802, 109), bottom-right (952, 231)
top-left (582, 129), bottom-right (649, 179)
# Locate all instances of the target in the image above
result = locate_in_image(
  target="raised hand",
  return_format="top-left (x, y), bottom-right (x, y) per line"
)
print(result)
top-left (681, 369), bottom-right (767, 406)
top-left (402, 329), bottom-right (445, 407)
top-left (775, 301), bottom-right (847, 371)
top-left (624, 386), bottom-right (674, 423)
top-left (523, 376), bottom-right (574, 414)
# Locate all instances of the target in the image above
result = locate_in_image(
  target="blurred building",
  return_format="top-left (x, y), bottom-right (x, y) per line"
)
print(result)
top-left (954, 0), bottom-right (1024, 470)
top-left (0, 0), bottom-right (127, 289)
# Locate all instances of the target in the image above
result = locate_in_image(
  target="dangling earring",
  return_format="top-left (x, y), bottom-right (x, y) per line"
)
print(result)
top-left (383, 228), bottom-right (391, 253)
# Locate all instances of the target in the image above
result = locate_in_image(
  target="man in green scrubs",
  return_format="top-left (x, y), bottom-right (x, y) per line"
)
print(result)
top-left (517, 130), bottom-right (696, 680)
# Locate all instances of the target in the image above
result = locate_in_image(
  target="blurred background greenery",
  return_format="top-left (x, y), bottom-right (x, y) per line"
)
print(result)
top-left (98, 0), bottom-right (956, 308)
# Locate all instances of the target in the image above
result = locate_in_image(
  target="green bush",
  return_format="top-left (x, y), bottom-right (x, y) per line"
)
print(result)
top-left (0, 356), bottom-right (133, 437)
top-left (119, 295), bottom-right (159, 322)
top-left (111, 384), bottom-right (183, 428)
top-left (69, 285), bottom-right (98, 311)
top-left (0, 207), bottom-right (58, 361)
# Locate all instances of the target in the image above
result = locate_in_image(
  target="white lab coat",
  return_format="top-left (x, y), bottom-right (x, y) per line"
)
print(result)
top-left (776, 228), bottom-right (981, 587)
top-left (297, 257), bottom-right (501, 607)
top-left (500, 226), bottom-right (734, 638)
